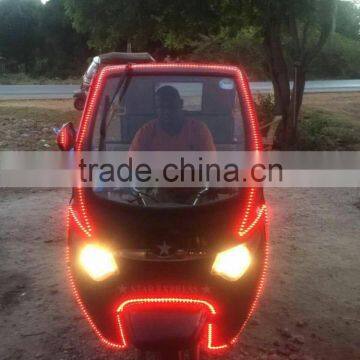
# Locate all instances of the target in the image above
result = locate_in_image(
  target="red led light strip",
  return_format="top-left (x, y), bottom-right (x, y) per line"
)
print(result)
top-left (59, 128), bottom-right (66, 149)
top-left (238, 203), bottom-right (267, 238)
top-left (73, 63), bottom-right (263, 236)
top-left (68, 205), bottom-right (91, 238)
top-left (230, 206), bottom-right (269, 345)
top-left (66, 209), bottom-right (125, 349)
top-left (66, 247), bottom-right (126, 349)
top-left (76, 188), bottom-right (92, 234)
top-left (116, 297), bottom-right (227, 351)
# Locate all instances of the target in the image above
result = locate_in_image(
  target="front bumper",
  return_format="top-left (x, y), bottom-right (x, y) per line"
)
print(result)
top-left (66, 208), bottom-right (268, 353)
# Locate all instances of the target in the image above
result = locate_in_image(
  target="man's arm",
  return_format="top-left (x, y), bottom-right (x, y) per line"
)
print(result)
top-left (195, 121), bottom-right (216, 151)
top-left (129, 126), bottom-right (149, 152)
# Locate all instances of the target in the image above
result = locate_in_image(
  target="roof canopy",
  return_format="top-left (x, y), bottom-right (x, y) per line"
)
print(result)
top-left (98, 52), bottom-right (155, 65)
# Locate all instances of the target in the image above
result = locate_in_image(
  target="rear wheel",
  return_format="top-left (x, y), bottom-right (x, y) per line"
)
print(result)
top-left (74, 96), bottom-right (85, 111)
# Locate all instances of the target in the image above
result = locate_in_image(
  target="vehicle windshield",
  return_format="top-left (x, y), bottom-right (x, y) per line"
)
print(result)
top-left (90, 74), bottom-right (247, 207)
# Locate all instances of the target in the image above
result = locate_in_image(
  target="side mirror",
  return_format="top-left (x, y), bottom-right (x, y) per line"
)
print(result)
top-left (55, 122), bottom-right (76, 151)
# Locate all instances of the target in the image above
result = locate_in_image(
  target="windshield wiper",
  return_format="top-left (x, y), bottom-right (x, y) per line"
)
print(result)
top-left (192, 186), bottom-right (210, 206)
top-left (99, 65), bottom-right (132, 150)
top-left (131, 187), bottom-right (160, 207)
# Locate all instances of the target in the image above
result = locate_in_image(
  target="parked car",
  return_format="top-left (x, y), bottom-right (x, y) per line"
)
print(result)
top-left (73, 52), bottom-right (155, 111)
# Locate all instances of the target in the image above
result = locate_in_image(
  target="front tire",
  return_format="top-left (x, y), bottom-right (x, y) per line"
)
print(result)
top-left (158, 347), bottom-right (200, 360)
top-left (189, 345), bottom-right (200, 360)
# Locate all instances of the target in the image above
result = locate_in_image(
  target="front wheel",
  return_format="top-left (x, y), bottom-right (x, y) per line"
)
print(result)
top-left (189, 345), bottom-right (200, 360)
top-left (158, 350), bottom-right (184, 360)
top-left (158, 346), bottom-right (200, 360)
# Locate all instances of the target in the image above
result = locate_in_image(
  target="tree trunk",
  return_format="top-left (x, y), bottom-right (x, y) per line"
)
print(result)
top-left (288, 64), bottom-right (306, 147)
top-left (263, 24), bottom-right (292, 149)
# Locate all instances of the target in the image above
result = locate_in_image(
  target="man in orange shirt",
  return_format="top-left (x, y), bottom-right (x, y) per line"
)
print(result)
top-left (129, 85), bottom-right (216, 151)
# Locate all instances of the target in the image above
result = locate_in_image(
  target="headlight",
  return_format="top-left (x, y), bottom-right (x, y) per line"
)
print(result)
top-left (211, 244), bottom-right (251, 281)
top-left (79, 244), bottom-right (118, 282)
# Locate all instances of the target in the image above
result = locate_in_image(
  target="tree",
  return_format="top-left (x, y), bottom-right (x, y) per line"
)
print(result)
top-left (0, 0), bottom-right (43, 70)
top-left (242, 0), bottom-right (338, 148)
top-left (0, 0), bottom-right (91, 77)
top-left (63, 0), bottom-right (339, 148)
top-left (63, 0), bottom-right (158, 52)
top-left (62, 0), bottom-right (224, 54)
top-left (38, 0), bottom-right (91, 77)
top-left (335, 0), bottom-right (360, 40)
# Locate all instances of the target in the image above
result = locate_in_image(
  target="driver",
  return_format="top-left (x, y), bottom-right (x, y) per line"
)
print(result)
top-left (129, 85), bottom-right (216, 151)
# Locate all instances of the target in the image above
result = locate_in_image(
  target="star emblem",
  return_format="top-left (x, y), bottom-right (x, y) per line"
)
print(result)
top-left (157, 241), bottom-right (172, 257)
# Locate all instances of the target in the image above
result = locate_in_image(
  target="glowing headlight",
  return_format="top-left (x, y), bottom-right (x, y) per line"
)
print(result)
top-left (79, 244), bottom-right (118, 282)
top-left (211, 244), bottom-right (251, 281)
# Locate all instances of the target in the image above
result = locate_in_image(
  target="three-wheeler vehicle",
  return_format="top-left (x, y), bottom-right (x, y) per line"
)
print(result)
top-left (58, 54), bottom-right (268, 360)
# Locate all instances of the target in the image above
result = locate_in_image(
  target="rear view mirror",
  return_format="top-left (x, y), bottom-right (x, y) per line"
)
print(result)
top-left (55, 122), bottom-right (76, 151)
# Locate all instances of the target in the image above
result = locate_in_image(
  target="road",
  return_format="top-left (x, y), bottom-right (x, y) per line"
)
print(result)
top-left (0, 79), bottom-right (359, 100)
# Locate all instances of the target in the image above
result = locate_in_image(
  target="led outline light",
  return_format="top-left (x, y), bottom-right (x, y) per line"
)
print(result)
top-left (116, 297), bottom-right (228, 352)
top-left (72, 63), bottom-right (264, 240)
top-left (230, 205), bottom-right (269, 345)
top-left (58, 127), bottom-right (66, 150)
top-left (239, 203), bottom-right (267, 238)
top-left (69, 205), bottom-right (91, 238)
top-left (65, 209), bottom-right (126, 349)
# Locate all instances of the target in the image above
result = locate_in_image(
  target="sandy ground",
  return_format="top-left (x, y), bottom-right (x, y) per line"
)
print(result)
top-left (0, 95), bottom-right (359, 359)
top-left (1, 92), bottom-right (359, 115)
top-left (0, 99), bottom-right (76, 112)
top-left (0, 188), bottom-right (359, 360)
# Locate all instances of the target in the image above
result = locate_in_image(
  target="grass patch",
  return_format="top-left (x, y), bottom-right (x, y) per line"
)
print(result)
top-left (0, 73), bottom-right (81, 85)
top-left (0, 105), bottom-right (80, 150)
top-left (296, 109), bottom-right (360, 150)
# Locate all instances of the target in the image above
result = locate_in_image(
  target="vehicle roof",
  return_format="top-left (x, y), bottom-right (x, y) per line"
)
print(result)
top-left (98, 52), bottom-right (155, 64)
top-left (100, 63), bottom-right (241, 76)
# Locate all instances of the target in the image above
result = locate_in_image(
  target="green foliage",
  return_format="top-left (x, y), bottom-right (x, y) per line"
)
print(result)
top-left (336, 0), bottom-right (360, 40)
top-left (254, 94), bottom-right (276, 136)
top-left (0, 0), bottom-right (359, 81)
top-left (188, 27), bottom-right (266, 79)
top-left (36, 0), bottom-right (91, 77)
top-left (0, 0), bottom-right (90, 78)
top-left (309, 33), bottom-right (360, 79)
top-left (0, 0), bottom-right (43, 69)
top-left (63, 0), bottom-right (224, 53)
top-left (296, 110), bottom-right (360, 150)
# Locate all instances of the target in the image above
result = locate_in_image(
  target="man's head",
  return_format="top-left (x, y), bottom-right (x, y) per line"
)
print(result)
top-left (155, 86), bottom-right (184, 134)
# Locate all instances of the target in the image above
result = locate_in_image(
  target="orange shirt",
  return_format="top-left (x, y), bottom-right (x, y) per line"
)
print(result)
top-left (129, 118), bottom-right (216, 151)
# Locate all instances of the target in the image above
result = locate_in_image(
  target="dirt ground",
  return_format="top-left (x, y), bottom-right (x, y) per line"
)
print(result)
top-left (302, 92), bottom-right (360, 120)
top-left (0, 95), bottom-right (359, 360)
top-left (0, 188), bottom-right (359, 360)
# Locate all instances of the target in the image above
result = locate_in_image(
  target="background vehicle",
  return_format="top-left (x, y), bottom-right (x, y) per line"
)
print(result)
top-left (58, 61), bottom-right (268, 360)
top-left (73, 52), bottom-right (155, 111)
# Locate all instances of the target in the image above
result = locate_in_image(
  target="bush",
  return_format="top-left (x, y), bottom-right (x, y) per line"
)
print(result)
top-left (254, 93), bottom-right (276, 136)
top-left (296, 110), bottom-right (360, 150)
